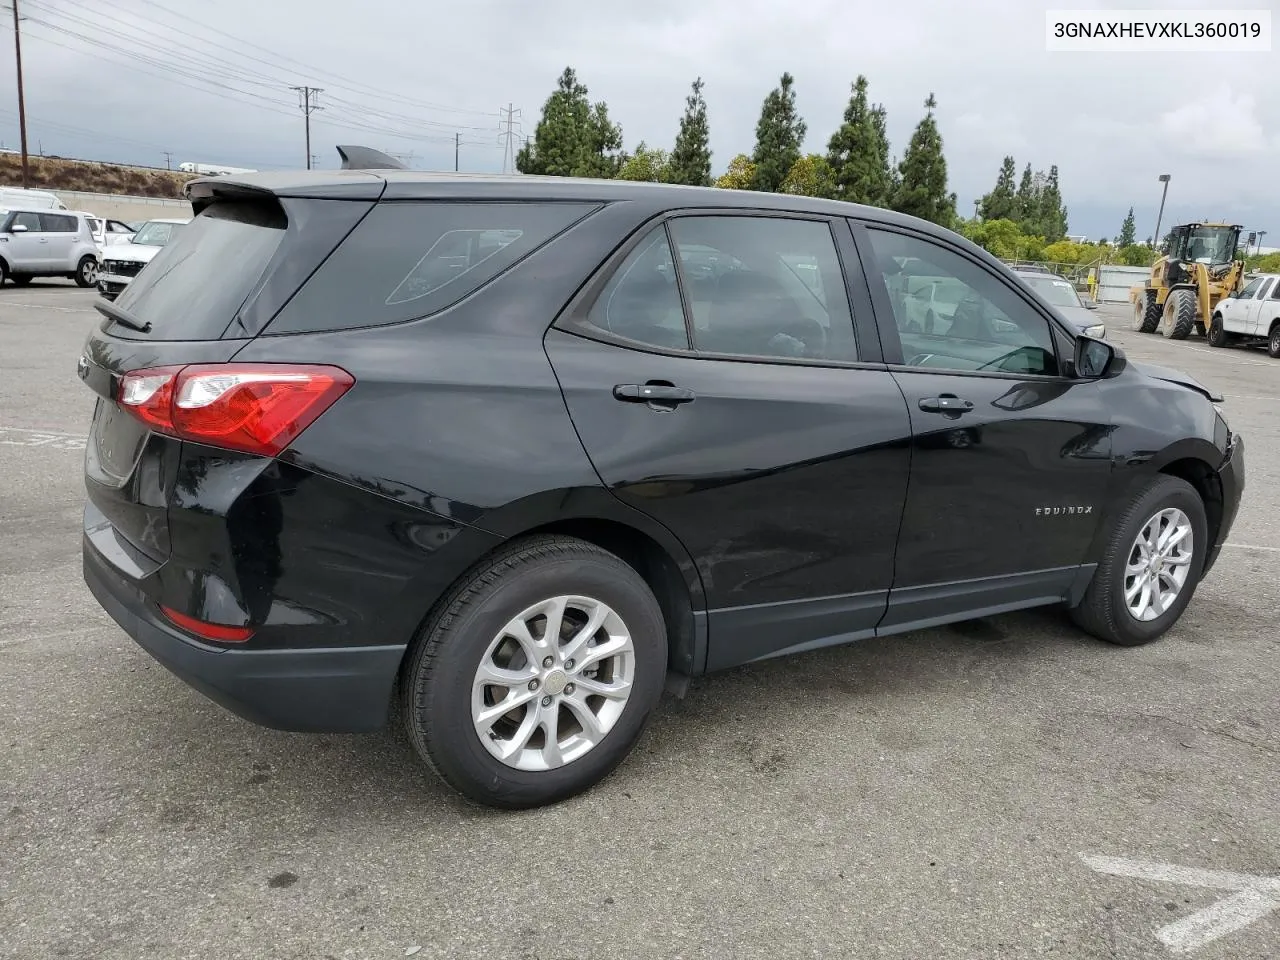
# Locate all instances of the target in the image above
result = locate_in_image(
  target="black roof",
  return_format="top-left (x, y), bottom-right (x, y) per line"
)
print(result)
top-left (185, 166), bottom-right (928, 229)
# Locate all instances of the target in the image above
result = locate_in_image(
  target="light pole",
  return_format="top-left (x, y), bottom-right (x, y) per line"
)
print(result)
top-left (1256, 230), bottom-right (1267, 257)
top-left (1153, 173), bottom-right (1171, 251)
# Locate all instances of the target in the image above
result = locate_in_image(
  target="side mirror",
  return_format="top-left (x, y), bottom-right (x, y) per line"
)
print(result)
top-left (10, 224), bottom-right (28, 233)
top-left (1074, 336), bottom-right (1121, 379)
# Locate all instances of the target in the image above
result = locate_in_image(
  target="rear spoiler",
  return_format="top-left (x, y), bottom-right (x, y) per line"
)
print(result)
top-left (336, 145), bottom-right (407, 170)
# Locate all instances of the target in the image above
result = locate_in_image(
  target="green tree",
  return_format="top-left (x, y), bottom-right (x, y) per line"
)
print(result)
top-left (1119, 244), bottom-right (1155, 267)
top-left (1035, 165), bottom-right (1068, 242)
top-left (617, 142), bottom-right (669, 182)
top-left (825, 75), bottom-right (892, 206)
top-left (1117, 206), bottom-right (1137, 247)
top-left (1014, 163), bottom-right (1037, 225)
top-left (781, 153), bottom-right (836, 198)
top-left (516, 67), bottom-right (624, 178)
top-left (750, 72), bottom-right (807, 193)
top-left (667, 77), bottom-right (712, 186)
top-left (715, 154), bottom-right (757, 190)
top-left (891, 94), bottom-right (956, 227)
top-left (979, 156), bottom-right (1018, 222)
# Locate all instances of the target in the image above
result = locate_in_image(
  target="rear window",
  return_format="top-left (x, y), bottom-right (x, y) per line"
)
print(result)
top-left (265, 201), bottom-right (598, 335)
top-left (112, 202), bottom-right (284, 340)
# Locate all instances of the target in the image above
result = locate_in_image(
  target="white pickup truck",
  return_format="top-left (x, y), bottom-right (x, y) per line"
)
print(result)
top-left (1209, 273), bottom-right (1280, 358)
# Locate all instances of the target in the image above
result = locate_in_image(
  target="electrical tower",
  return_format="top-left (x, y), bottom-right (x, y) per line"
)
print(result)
top-left (290, 86), bottom-right (323, 170)
top-left (499, 103), bottom-right (522, 174)
top-left (163, 151), bottom-right (173, 170)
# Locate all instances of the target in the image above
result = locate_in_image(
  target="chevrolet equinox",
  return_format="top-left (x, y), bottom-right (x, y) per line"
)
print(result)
top-left (79, 147), bottom-right (1245, 809)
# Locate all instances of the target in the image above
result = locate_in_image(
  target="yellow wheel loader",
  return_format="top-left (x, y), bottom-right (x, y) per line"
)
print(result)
top-left (1129, 222), bottom-right (1246, 340)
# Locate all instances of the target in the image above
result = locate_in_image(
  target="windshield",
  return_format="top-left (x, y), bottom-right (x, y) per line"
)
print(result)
top-left (1020, 275), bottom-right (1082, 308)
top-left (1183, 227), bottom-right (1237, 265)
top-left (132, 221), bottom-right (185, 246)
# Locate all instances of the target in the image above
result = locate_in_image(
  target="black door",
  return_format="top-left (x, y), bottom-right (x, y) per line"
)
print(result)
top-left (855, 223), bottom-right (1114, 632)
top-left (546, 213), bottom-right (912, 671)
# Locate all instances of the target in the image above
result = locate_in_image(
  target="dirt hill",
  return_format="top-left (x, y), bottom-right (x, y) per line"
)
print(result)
top-left (0, 153), bottom-right (195, 198)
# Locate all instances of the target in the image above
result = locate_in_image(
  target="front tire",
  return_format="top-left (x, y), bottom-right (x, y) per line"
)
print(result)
top-left (74, 256), bottom-right (97, 288)
top-left (1161, 290), bottom-right (1198, 340)
top-left (1269, 323), bottom-right (1280, 359)
top-left (1207, 315), bottom-right (1229, 348)
top-left (401, 535), bottom-right (668, 809)
top-left (1069, 476), bottom-right (1207, 646)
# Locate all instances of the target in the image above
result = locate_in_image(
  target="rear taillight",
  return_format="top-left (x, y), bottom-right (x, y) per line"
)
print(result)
top-left (118, 363), bottom-right (354, 457)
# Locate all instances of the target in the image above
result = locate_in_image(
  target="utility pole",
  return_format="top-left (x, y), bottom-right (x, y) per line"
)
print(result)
top-left (11, 0), bottom-right (30, 188)
top-left (455, 132), bottom-right (460, 172)
top-left (1255, 230), bottom-right (1267, 257)
top-left (291, 85), bottom-right (323, 169)
top-left (1153, 173), bottom-right (1171, 252)
top-left (499, 103), bottom-right (521, 174)
top-left (162, 151), bottom-right (173, 170)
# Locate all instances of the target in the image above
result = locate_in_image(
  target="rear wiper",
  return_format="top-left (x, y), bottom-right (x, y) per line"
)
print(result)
top-left (93, 298), bottom-right (152, 333)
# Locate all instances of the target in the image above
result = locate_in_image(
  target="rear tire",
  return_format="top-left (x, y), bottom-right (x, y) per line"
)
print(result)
top-left (1161, 290), bottom-right (1198, 340)
top-left (401, 535), bottom-right (668, 809)
top-left (1132, 292), bottom-right (1161, 333)
top-left (0, 259), bottom-right (8, 285)
top-left (1207, 315), bottom-right (1228, 348)
top-left (74, 256), bottom-right (96, 288)
top-left (1069, 475), bottom-right (1207, 647)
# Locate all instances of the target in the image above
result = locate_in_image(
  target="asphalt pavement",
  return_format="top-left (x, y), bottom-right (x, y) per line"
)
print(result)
top-left (1, 285), bottom-right (1277, 960)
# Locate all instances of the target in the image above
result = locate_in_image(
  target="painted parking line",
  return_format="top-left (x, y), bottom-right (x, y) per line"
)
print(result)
top-left (1080, 854), bottom-right (1280, 954)
top-left (0, 426), bottom-right (87, 450)
top-left (0, 299), bottom-right (95, 314)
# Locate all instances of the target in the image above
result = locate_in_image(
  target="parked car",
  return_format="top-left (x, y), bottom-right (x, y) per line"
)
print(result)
top-left (83, 215), bottom-right (138, 254)
top-left (96, 217), bottom-right (190, 300)
top-left (1209, 272), bottom-right (1280, 358)
top-left (0, 207), bottom-right (100, 286)
top-left (79, 162), bottom-right (1244, 809)
top-left (1012, 268), bottom-right (1106, 338)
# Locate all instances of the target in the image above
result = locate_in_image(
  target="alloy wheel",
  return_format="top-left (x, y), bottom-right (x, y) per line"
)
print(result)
top-left (1124, 507), bottom-right (1194, 622)
top-left (471, 595), bottom-right (635, 771)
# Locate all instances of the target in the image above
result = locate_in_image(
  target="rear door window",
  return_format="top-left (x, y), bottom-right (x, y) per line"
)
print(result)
top-left (39, 213), bottom-right (78, 232)
top-left (111, 202), bottom-right (285, 341)
top-left (266, 201), bottom-right (599, 335)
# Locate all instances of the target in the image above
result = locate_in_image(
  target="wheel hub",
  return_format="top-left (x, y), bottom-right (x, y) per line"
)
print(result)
top-left (542, 669), bottom-right (568, 696)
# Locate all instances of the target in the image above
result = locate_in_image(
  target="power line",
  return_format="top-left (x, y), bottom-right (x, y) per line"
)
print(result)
top-left (291, 85), bottom-right (323, 170)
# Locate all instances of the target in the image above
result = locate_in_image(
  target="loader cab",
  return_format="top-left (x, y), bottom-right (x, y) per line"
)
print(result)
top-left (1163, 223), bottom-right (1241, 286)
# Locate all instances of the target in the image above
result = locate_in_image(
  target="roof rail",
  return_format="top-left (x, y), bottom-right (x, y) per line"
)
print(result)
top-left (335, 145), bottom-right (408, 171)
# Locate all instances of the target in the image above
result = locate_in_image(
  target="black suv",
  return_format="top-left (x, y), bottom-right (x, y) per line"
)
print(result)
top-left (79, 151), bottom-right (1244, 809)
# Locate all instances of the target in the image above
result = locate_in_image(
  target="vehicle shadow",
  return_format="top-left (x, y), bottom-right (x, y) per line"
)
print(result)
top-left (106, 605), bottom-right (1110, 825)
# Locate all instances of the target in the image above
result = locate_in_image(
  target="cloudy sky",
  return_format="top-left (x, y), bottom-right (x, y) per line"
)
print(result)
top-left (3, 0), bottom-right (1275, 241)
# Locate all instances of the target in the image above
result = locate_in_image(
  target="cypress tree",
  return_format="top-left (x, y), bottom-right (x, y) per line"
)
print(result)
top-left (891, 94), bottom-right (956, 227)
top-left (667, 77), bottom-right (712, 186)
top-left (750, 72), bottom-right (807, 193)
top-left (825, 76), bottom-right (892, 206)
top-left (979, 156), bottom-right (1018, 222)
top-left (1117, 206), bottom-right (1137, 247)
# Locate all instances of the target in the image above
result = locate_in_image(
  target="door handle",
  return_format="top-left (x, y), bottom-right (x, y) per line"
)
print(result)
top-left (918, 395), bottom-right (974, 414)
top-left (613, 382), bottom-right (696, 407)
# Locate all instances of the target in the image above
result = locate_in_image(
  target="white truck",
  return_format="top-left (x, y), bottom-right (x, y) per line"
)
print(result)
top-left (177, 162), bottom-right (258, 176)
top-left (1208, 272), bottom-right (1280, 358)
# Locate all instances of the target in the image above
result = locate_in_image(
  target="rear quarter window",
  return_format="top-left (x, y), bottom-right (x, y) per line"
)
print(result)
top-left (265, 201), bottom-right (600, 335)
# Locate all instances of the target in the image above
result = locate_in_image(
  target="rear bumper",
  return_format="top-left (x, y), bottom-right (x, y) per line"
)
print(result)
top-left (1204, 431), bottom-right (1244, 576)
top-left (83, 536), bottom-right (406, 733)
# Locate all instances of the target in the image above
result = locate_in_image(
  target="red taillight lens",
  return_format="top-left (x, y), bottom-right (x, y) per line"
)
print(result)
top-left (159, 605), bottom-right (254, 643)
top-left (118, 363), bottom-right (354, 457)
